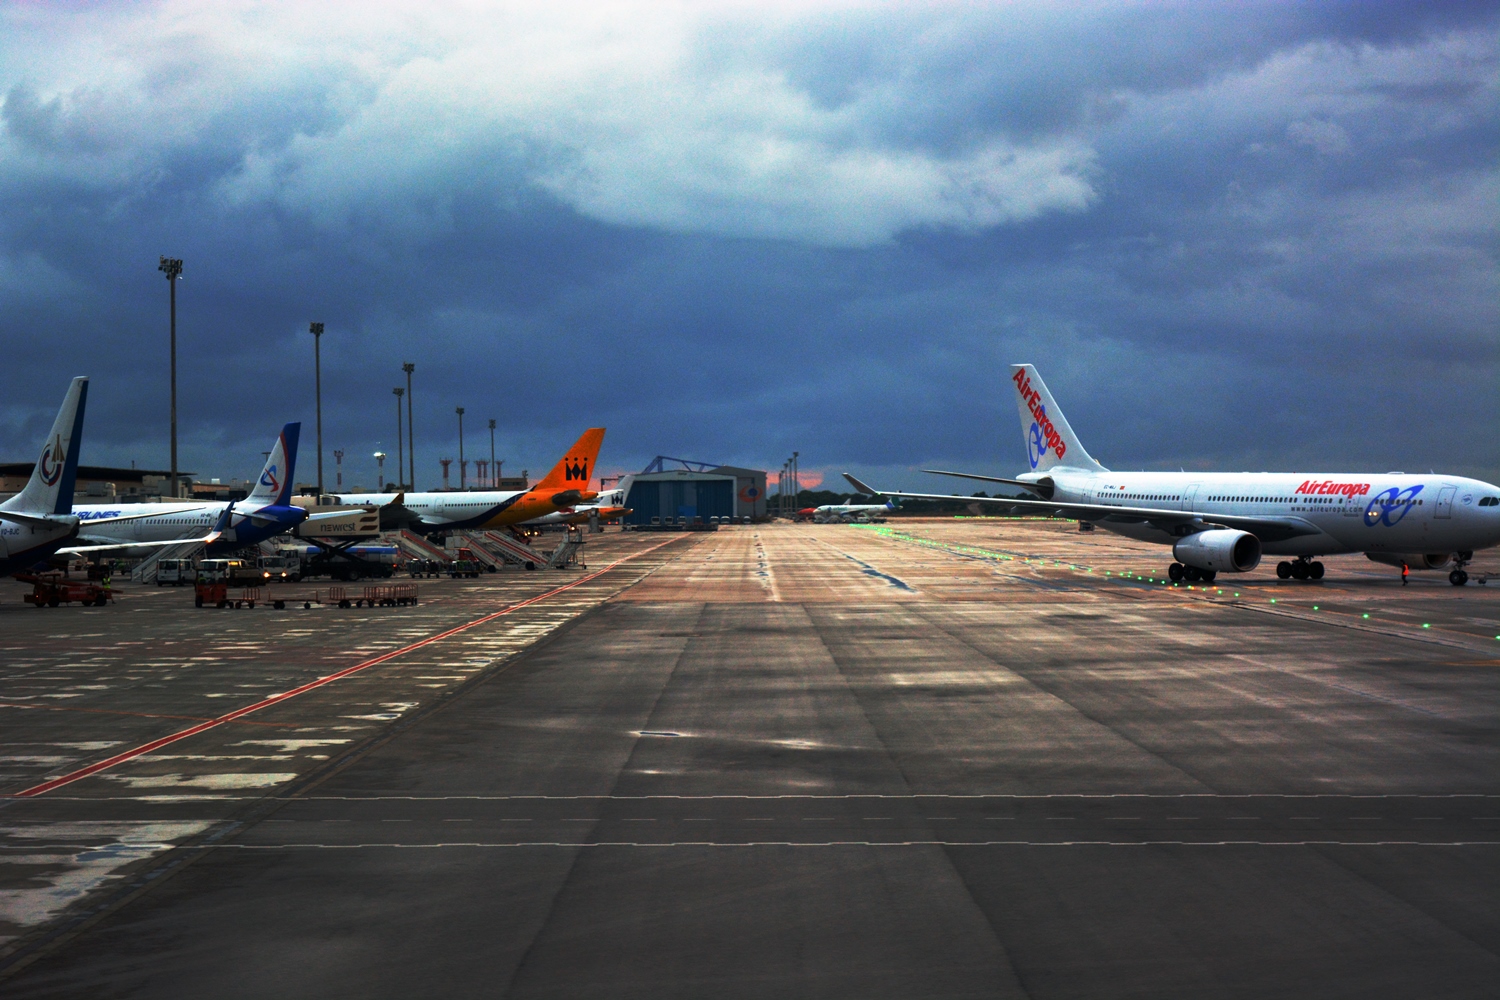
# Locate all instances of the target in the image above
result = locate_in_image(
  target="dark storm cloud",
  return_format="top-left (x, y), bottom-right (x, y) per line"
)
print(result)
top-left (0, 2), bottom-right (1495, 491)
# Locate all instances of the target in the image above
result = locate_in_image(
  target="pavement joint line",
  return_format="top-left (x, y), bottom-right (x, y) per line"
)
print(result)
top-left (275, 792), bottom-right (1500, 801)
top-left (6, 537), bottom-right (685, 799)
top-left (0, 701), bottom-right (300, 727)
top-left (209, 840), bottom-right (1500, 849)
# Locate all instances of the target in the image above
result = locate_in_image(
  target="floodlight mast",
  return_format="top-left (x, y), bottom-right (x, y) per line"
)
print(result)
top-left (310, 322), bottom-right (325, 493)
top-left (393, 388), bottom-right (405, 490)
top-left (402, 363), bottom-right (415, 490)
top-left (488, 419), bottom-right (497, 488)
top-left (456, 407), bottom-right (466, 489)
top-left (158, 256), bottom-right (183, 497)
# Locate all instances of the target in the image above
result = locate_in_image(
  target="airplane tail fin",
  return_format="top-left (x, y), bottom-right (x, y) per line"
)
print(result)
top-left (1, 377), bottom-right (88, 515)
top-left (1009, 365), bottom-right (1105, 473)
top-left (534, 428), bottom-right (605, 491)
top-left (246, 423), bottom-right (300, 507)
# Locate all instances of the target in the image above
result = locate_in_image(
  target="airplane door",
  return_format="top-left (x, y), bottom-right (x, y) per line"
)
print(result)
top-left (1182, 484), bottom-right (1200, 513)
top-left (1435, 486), bottom-right (1456, 519)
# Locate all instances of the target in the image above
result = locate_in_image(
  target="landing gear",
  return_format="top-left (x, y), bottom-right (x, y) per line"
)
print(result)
top-left (1450, 569), bottom-right (1469, 587)
top-left (1167, 563), bottom-right (1217, 584)
top-left (1450, 551), bottom-right (1473, 586)
top-left (1280, 558), bottom-right (1324, 582)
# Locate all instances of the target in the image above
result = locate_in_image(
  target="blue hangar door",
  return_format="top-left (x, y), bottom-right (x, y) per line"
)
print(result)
top-left (624, 479), bottom-right (735, 524)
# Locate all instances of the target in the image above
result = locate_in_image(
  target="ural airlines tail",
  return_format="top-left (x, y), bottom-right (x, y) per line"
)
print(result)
top-left (0, 377), bottom-right (89, 574)
top-left (66, 423), bottom-right (311, 555)
top-left (845, 364), bottom-right (1500, 586)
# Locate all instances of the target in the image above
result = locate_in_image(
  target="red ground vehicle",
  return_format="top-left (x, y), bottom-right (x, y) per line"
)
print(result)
top-left (17, 572), bottom-right (114, 608)
top-left (194, 561), bottom-right (260, 608)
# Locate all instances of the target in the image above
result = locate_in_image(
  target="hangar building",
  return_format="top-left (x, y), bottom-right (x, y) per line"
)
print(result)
top-left (619, 460), bottom-right (766, 525)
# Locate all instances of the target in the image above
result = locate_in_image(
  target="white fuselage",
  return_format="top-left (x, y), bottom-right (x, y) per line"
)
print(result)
top-left (1037, 469), bottom-right (1500, 557)
top-left (73, 503), bottom-right (220, 545)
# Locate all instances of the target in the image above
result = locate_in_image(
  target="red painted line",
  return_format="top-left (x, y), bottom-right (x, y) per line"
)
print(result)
top-left (12, 537), bottom-right (683, 798)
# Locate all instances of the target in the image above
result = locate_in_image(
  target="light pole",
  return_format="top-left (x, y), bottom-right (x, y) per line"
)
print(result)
top-left (333, 448), bottom-right (344, 490)
top-left (310, 322), bottom-right (325, 493)
top-left (792, 451), bottom-right (799, 509)
top-left (158, 256), bottom-right (182, 497)
top-left (488, 419), bottom-right (496, 488)
top-left (374, 451), bottom-right (386, 490)
top-left (402, 362), bottom-right (415, 490)
top-left (392, 388), bottom-right (404, 490)
top-left (455, 407), bottom-right (465, 489)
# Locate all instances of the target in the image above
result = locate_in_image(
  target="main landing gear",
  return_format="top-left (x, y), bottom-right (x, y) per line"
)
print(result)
top-left (1168, 563), bottom-right (1216, 584)
top-left (1276, 558), bottom-right (1324, 582)
top-left (1450, 550), bottom-right (1473, 586)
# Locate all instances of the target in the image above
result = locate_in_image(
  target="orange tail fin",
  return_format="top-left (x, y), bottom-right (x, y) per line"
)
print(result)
top-left (534, 428), bottom-right (605, 491)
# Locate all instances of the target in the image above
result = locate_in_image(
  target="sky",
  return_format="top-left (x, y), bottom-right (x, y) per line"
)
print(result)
top-left (1, 1), bottom-right (1496, 492)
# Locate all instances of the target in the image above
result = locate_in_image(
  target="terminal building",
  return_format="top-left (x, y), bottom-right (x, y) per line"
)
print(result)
top-left (619, 459), bottom-right (766, 525)
top-left (0, 464), bottom-right (187, 503)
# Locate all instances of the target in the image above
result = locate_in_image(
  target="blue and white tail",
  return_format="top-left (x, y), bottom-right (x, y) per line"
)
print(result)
top-left (246, 423), bottom-right (300, 507)
top-left (0, 377), bottom-right (88, 515)
top-left (1009, 365), bottom-right (1105, 473)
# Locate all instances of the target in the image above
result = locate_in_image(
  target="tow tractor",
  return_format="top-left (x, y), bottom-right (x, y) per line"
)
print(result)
top-left (17, 571), bottom-right (114, 608)
top-left (194, 561), bottom-right (261, 608)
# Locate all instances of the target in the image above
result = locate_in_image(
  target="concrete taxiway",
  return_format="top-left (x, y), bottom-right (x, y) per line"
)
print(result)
top-left (2, 520), bottom-right (1498, 998)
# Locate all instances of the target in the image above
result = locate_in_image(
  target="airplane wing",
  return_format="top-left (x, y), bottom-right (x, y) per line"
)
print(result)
top-left (58, 532), bottom-right (221, 555)
top-left (842, 474), bottom-right (1322, 544)
top-left (922, 469), bottom-right (1044, 491)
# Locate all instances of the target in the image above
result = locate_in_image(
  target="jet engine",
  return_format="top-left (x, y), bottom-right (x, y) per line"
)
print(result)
top-left (1173, 529), bottom-right (1261, 573)
top-left (1365, 552), bottom-right (1452, 571)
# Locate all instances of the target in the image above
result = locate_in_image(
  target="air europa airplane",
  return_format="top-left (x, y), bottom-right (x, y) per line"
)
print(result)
top-left (330, 427), bottom-right (605, 534)
top-left (845, 364), bottom-right (1500, 586)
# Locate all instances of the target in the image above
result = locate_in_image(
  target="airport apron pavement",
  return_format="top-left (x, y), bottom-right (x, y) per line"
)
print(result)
top-left (3, 521), bottom-right (1499, 998)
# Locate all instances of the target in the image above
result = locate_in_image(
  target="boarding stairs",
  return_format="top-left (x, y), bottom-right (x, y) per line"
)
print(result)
top-left (546, 527), bottom-right (586, 569)
top-left (453, 533), bottom-right (507, 571)
top-left (480, 531), bottom-right (553, 570)
top-left (391, 529), bottom-right (453, 564)
top-left (130, 540), bottom-right (205, 584)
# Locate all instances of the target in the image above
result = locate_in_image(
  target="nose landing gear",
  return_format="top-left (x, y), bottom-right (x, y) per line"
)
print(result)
top-left (1276, 558), bottom-right (1324, 581)
top-left (1168, 563), bottom-right (1216, 584)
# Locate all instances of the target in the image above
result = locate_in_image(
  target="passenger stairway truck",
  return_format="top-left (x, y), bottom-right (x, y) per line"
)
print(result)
top-left (454, 532), bottom-right (506, 571)
top-left (547, 526), bottom-right (586, 569)
top-left (130, 540), bottom-right (205, 585)
top-left (480, 530), bottom-right (552, 570)
top-left (391, 529), bottom-right (453, 564)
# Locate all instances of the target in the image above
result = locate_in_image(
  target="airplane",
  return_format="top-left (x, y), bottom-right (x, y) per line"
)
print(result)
top-left (844, 364), bottom-right (1500, 586)
top-left (0, 377), bottom-right (91, 575)
top-left (330, 428), bottom-right (606, 535)
top-left (799, 497), bottom-right (897, 523)
top-left (62, 423), bottom-right (314, 557)
top-left (522, 476), bottom-right (632, 527)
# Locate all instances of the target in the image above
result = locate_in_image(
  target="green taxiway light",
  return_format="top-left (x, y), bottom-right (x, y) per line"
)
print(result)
top-left (1362, 614), bottom-right (1370, 619)
top-left (1270, 599), bottom-right (1276, 604)
top-left (1234, 592), bottom-right (1240, 597)
top-left (1422, 624), bottom-right (1431, 628)
top-left (1312, 606), bottom-right (1319, 610)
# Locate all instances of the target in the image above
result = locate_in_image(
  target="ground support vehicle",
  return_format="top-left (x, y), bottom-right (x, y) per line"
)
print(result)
top-left (447, 559), bottom-right (482, 578)
top-left (18, 572), bottom-right (114, 608)
top-left (194, 579), bottom-right (261, 608)
top-left (156, 557), bottom-right (195, 585)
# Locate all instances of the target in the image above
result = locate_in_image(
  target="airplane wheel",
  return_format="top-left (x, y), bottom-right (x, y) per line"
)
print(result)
top-left (1310, 561), bottom-right (1325, 580)
top-left (1276, 562), bottom-right (1292, 580)
top-left (1450, 569), bottom-right (1469, 586)
top-left (1185, 566), bottom-right (1203, 582)
top-left (1201, 570), bottom-right (1217, 583)
top-left (1291, 563), bottom-right (1309, 580)
top-left (1168, 563), bottom-right (1184, 582)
